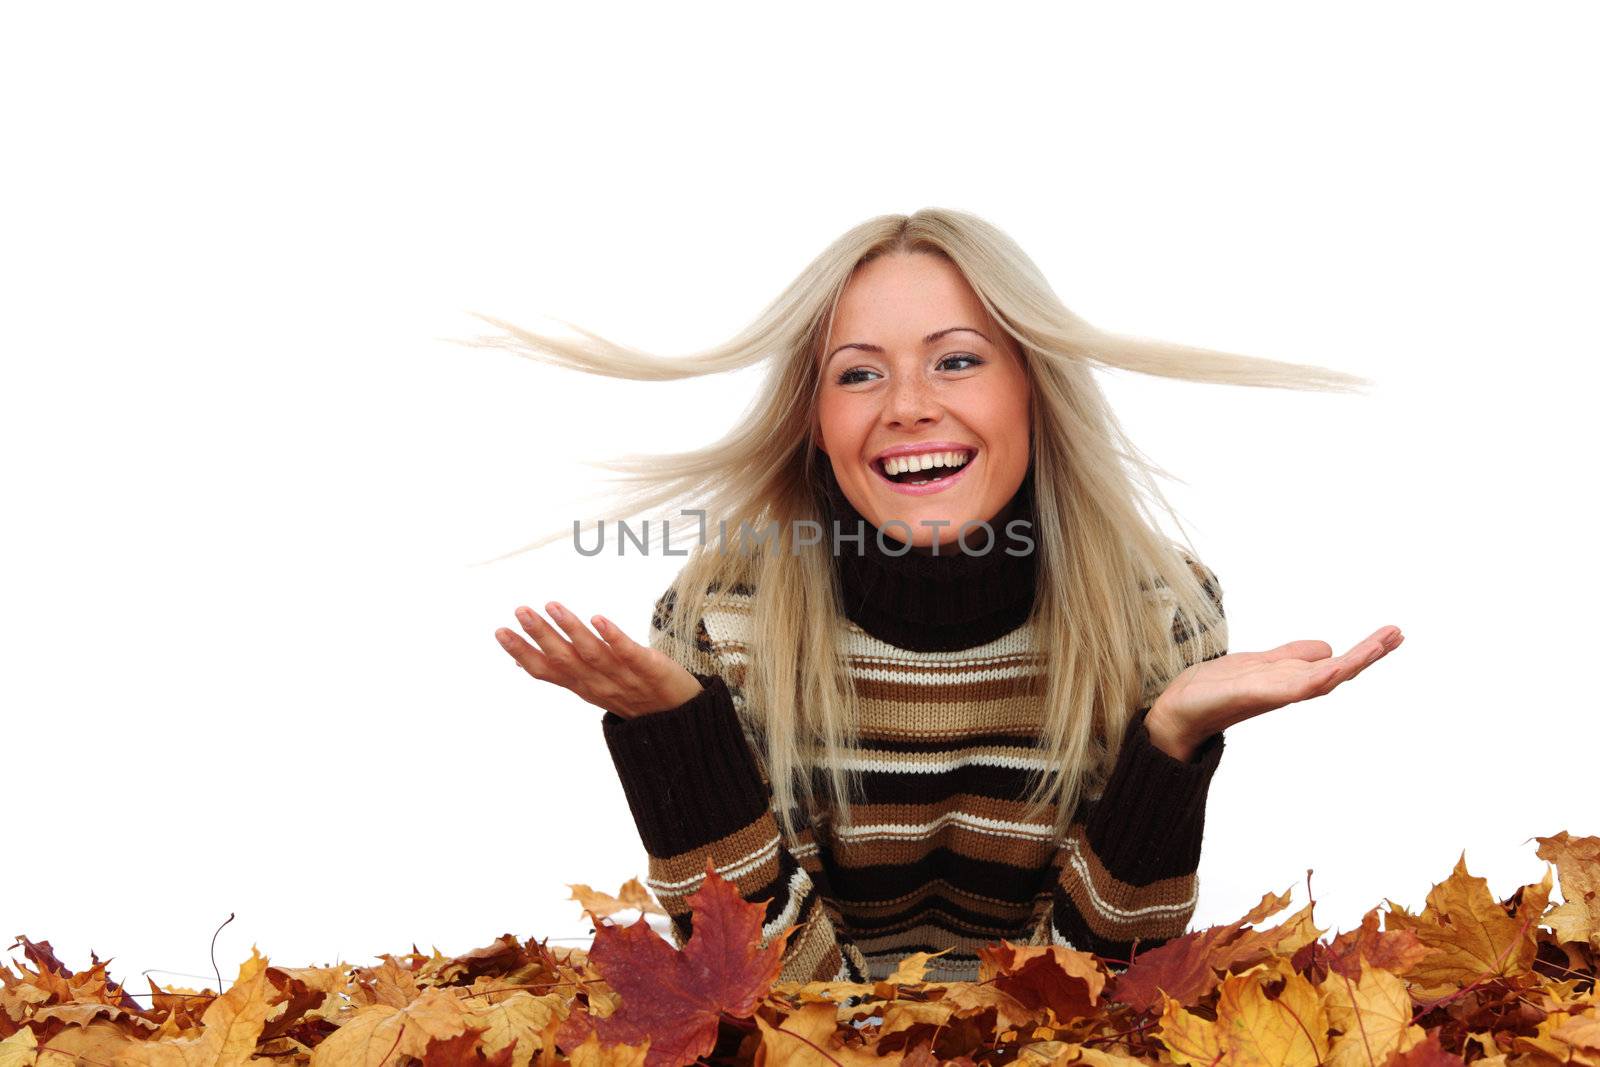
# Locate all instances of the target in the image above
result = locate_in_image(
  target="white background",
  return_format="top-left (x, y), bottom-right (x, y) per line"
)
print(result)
top-left (3, 2), bottom-right (1596, 996)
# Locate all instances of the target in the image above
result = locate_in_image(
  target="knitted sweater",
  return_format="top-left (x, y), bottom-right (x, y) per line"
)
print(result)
top-left (601, 465), bottom-right (1229, 984)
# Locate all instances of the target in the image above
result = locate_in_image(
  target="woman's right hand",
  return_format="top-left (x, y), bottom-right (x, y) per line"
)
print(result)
top-left (493, 601), bottom-right (707, 719)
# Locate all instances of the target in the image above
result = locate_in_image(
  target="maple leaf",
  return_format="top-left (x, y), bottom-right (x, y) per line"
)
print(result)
top-left (553, 859), bottom-right (792, 1067)
top-left (1320, 908), bottom-right (1430, 981)
top-left (1158, 958), bottom-right (1330, 1067)
top-left (1323, 960), bottom-right (1425, 1067)
top-left (569, 878), bottom-right (669, 921)
top-left (976, 942), bottom-right (1107, 1025)
top-left (114, 945), bottom-right (280, 1067)
top-left (1110, 887), bottom-right (1293, 1012)
top-left (1385, 1027), bottom-right (1470, 1066)
top-left (419, 1023), bottom-right (518, 1067)
top-left (1535, 831), bottom-right (1600, 950)
top-left (755, 1001), bottom-right (906, 1067)
top-left (566, 1031), bottom-right (651, 1067)
top-left (1383, 854), bottom-right (1552, 999)
top-left (309, 985), bottom-right (475, 1067)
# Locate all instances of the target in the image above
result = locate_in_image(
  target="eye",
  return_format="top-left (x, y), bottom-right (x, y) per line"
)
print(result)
top-left (940, 353), bottom-right (985, 371)
top-left (835, 367), bottom-right (878, 385)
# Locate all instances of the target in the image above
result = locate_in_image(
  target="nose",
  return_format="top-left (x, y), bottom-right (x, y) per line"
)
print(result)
top-left (882, 373), bottom-right (941, 429)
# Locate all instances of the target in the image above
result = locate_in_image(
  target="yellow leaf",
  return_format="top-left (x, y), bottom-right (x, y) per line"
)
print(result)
top-left (308, 985), bottom-right (472, 1067)
top-left (565, 1032), bottom-right (650, 1067)
top-left (755, 1002), bottom-right (905, 1067)
top-left (460, 990), bottom-right (569, 1067)
top-left (1213, 965), bottom-right (1330, 1067)
top-left (110, 946), bottom-right (278, 1067)
top-left (0, 1027), bottom-right (38, 1067)
top-left (1157, 995), bottom-right (1223, 1067)
top-left (1383, 855), bottom-right (1549, 998)
top-left (1323, 961), bottom-right (1424, 1067)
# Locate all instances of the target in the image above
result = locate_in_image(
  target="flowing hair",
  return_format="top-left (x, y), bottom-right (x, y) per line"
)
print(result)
top-left (449, 207), bottom-right (1369, 844)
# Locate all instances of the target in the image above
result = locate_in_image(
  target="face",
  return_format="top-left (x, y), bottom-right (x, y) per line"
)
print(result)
top-left (815, 251), bottom-right (1032, 548)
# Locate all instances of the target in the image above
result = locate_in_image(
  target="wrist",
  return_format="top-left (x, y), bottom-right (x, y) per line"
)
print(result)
top-left (1143, 700), bottom-right (1199, 763)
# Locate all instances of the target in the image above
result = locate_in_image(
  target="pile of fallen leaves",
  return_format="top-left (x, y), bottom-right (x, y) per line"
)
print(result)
top-left (3, 834), bottom-right (1596, 1067)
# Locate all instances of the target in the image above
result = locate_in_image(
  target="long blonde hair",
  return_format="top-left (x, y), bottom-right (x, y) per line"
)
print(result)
top-left (452, 208), bottom-right (1369, 843)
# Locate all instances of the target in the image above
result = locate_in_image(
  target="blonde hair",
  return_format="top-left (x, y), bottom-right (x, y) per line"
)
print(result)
top-left (451, 208), bottom-right (1370, 843)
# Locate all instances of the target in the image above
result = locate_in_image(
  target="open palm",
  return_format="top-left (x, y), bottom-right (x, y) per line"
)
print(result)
top-left (1150, 625), bottom-right (1405, 751)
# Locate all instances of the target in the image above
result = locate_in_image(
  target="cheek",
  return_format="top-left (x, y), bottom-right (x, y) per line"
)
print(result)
top-left (815, 394), bottom-right (868, 451)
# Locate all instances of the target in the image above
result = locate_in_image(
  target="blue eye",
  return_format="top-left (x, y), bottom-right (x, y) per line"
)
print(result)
top-left (833, 353), bottom-right (984, 386)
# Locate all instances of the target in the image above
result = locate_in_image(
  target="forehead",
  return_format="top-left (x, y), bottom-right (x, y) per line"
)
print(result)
top-left (829, 252), bottom-right (990, 338)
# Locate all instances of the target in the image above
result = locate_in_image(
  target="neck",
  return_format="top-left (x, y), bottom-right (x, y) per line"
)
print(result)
top-left (815, 458), bottom-right (1040, 652)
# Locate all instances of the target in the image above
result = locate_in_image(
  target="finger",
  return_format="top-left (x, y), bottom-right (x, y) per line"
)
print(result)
top-left (516, 605), bottom-right (580, 668)
top-left (544, 601), bottom-right (628, 674)
top-left (1341, 626), bottom-right (1402, 667)
top-left (592, 614), bottom-right (647, 662)
top-left (1254, 639), bottom-right (1336, 664)
top-left (495, 626), bottom-right (555, 680)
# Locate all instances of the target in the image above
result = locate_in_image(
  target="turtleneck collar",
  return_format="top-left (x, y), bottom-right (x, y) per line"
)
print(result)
top-left (814, 456), bottom-right (1040, 652)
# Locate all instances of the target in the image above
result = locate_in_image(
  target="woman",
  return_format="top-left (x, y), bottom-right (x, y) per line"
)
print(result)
top-left (476, 209), bottom-right (1402, 984)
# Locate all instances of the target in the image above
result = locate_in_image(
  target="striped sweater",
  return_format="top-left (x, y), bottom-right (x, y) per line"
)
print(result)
top-left (600, 467), bottom-right (1229, 984)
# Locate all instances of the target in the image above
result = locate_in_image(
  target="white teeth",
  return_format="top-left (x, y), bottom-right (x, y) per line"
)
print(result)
top-left (879, 450), bottom-right (974, 476)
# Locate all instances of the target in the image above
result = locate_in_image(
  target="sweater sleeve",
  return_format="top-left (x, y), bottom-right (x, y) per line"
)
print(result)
top-left (1034, 556), bottom-right (1230, 966)
top-left (599, 583), bottom-right (872, 984)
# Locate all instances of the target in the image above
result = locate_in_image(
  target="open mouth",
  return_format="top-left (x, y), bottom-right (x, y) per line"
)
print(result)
top-left (871, 448), bottom-right (977, 488)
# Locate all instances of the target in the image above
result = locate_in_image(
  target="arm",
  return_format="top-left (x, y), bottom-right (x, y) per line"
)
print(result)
top-left (1037, 703), bottom-right (1226, 964)
top-left (599, 584), bottom-right (872, 984)
top-left (1034, 556), bottom-right (1230, 965)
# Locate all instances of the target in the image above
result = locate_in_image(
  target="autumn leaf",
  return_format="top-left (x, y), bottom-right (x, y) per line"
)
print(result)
top-left (309, 985), bottom-right (475, 1067)
top-left (976, 942), bottom-right (1108, 1025)
top-left (1208, 959), bottom-right (1330, 1067)
top-left (418, 1023), bottom-right (517, 1067)
top-left (114, 945), bottom-right (279, 1067)
top-left (554, 859), bottom-right (791, 1067)
top-left (1383, 853), bottom-right (1552, 999)
top-left (569, 878), bottom-right (669, 921)
top-left (1157, 957), bottom-right (1331, 1067)
top-left (1535, 831), bottom-right (1600, 951)
top-left (566, 1032), bottom-right (651, 1067)
top-left (1319, 908), bottom-right (1431, 981)
top-left (1111, 887), bottom-right (1294, 1012)
top-left (1385, 1028), bottom-right (1469, 1067)
top-left (1323, 960), bottom-right (1425, 1067)
top-left (755, 1002), bottom-right (906, 1067)
top-left (3, 830), bottom-right (1596, 1067)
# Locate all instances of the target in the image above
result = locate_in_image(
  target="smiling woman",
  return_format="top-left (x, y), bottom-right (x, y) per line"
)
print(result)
top-left (459, 208), bottom-right (1399, 983)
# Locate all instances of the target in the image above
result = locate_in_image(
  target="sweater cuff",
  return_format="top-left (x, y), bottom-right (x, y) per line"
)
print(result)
top-left (1084, 705), bottom-right (1225, 884)
top-left (601, 672), bottom-right (773, 858)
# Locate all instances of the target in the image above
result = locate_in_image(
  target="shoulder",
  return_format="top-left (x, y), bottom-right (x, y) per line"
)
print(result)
top-left (649, 569), bottom-right (759, 668)
top-left (1137, 554), bottom-right (1228, 707)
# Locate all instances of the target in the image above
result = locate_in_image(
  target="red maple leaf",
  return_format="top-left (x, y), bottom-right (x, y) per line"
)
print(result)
top-left (554, 859), bottom-right (791, 1067)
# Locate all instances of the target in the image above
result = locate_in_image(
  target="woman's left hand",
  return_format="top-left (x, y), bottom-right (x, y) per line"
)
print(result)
top-left (1145, 624), bottom-right (1405, 761)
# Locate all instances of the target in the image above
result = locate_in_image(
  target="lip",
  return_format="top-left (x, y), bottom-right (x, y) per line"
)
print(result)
top-left (869, 449), bottom-right (979, 496)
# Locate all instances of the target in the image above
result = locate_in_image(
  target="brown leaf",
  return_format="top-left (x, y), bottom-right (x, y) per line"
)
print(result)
top-left (1111, 887), bottom-right (1295, 1012)
top-left (419, 1023), bottom-right (517, 1067)
top-left (569, 879), bottom-right (669, 921)
top-left (1535, 831), bottom-right (1600, 951)
top-left (976, 942), bottom-right (1107, 1025)
top-left (1384, 1027), bottom-right (1470, 1066)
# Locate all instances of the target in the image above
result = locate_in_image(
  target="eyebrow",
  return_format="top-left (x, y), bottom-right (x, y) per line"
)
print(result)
top-left (825, 326), bottom-right (993, 364)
